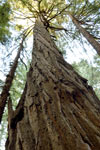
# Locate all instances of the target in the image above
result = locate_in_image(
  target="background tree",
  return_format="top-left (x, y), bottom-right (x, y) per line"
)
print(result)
top-left (65, 0), bottom-right (100, 55)
top-left (0, 61), bottom-right (28, 149)
top-left (0, 34), bottom-right (25, 123)
top-left (72, 56), bottom-right (100, 98)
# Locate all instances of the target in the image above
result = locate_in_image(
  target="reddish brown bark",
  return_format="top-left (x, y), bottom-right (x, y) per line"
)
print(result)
top-left (69, 14), bottom-right (100, 56)
top-left (6, 18), bottom-right (100, 150)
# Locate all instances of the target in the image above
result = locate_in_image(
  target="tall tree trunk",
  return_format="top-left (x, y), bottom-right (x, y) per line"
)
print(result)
top-left (0, 36), bottom-right (25, 124)
top-left (69, 14), bottom-right (100, 56)
top-left (6, 18), bottom-right (100, 150)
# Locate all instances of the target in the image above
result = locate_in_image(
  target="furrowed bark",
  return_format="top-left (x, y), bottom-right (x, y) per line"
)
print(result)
top-left (6, 18), bottom-right (100, 150)
top-left (69, 14), bottom-right (100, 56)
top-left (0, 36), bottom-right (25, 124)
top-left (5, 83), bottom-right (27, 150)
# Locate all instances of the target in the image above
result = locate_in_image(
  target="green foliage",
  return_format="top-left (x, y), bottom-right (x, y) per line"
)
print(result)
top-left (10, 61), bottom-right (29, 109)
top-left (56, 34), bottom-right (67, 55)
top-left (0, 79), bottom-right (6, 149)
top-left (72, 56), bottom-right (100, 99)
top-left (9, 0), bottom-right (100, 48)
top-left (0, 107), bottom-right (7, 150)
top-left (0, 1), bottom-right (11, 44)
top-left (11, 0), bottom-right (67, 35)
top-left (66, 0), bottom-right (100, 41)
top-left (0, 61), bottom-right (29, 148)
top-left (0, 79), bottom-right (4, 91)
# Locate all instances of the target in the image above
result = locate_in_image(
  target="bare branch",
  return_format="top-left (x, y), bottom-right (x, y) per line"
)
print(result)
top-left (20, 58), bottom-right (27, 70)
top-left (49, 26), bottom-right (68, 32)
top-left (38, 0), bottom-right (42, 12)
top-left (47, 2), bottom-right (64, 18)
top-left (48, 3), bottom-right (72, 22)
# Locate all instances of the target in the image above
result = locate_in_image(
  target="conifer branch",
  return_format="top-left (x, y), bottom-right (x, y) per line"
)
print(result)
top-left (49, 26), bottom-right (68, 32)
top-left (48, 3), bottom-right (72, 22)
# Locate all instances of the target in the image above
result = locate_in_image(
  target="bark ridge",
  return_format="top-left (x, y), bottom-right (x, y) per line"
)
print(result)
top-left (6, 18), bottom-right (100, 150)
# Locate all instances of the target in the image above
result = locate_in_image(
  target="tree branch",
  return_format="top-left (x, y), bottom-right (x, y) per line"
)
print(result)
top-left (48, 3), bottom-right (72, 22)
top-left (38, 0), bottom-right (42, 12)
top-left (49, 26), bottom-right (68, 32)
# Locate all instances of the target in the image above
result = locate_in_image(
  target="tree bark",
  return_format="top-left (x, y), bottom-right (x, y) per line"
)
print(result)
top-left (69, 14), bottom-right (100, 56)
top-left (6, 18), bottom-right (100, 150)
top-left (0, 36), bottom-right (25, 124)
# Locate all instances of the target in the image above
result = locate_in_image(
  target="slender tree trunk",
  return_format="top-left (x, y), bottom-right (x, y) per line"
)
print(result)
top-left (0, 36), bottom-right (25, 124)
top-left (69, 14), bottom-right (100, 56)
top-left (6, 18), bottom-right (100, 150)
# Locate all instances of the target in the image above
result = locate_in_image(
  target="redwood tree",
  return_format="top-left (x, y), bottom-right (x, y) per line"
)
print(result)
top-left (65, 0), bottom-right (100, 56)
top-left (0, 35), bottom-right (25, 124)
top-left (68, 13), bottom-right (100, 56)
top-left (0, 0), bottom-right (100, 149)
top-left (6, 17), bottom-right (100, 150)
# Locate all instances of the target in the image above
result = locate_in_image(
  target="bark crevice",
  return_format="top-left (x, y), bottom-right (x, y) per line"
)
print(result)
top-left (6, 17), bottom-right (100, 150)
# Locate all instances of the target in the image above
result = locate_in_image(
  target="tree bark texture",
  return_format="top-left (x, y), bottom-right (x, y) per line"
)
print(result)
top-left (6, 18), bottom-right (100, 150)
top-left (0, 37), bottom-right (24, 124)
top-left (69, 14), bottom-right (100, 56)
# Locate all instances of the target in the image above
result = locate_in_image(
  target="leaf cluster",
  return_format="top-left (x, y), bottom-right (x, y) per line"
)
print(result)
top-left (0, 1), bottom-right (11, 44)
top-left (72, 56), bottom-right (100, 99)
